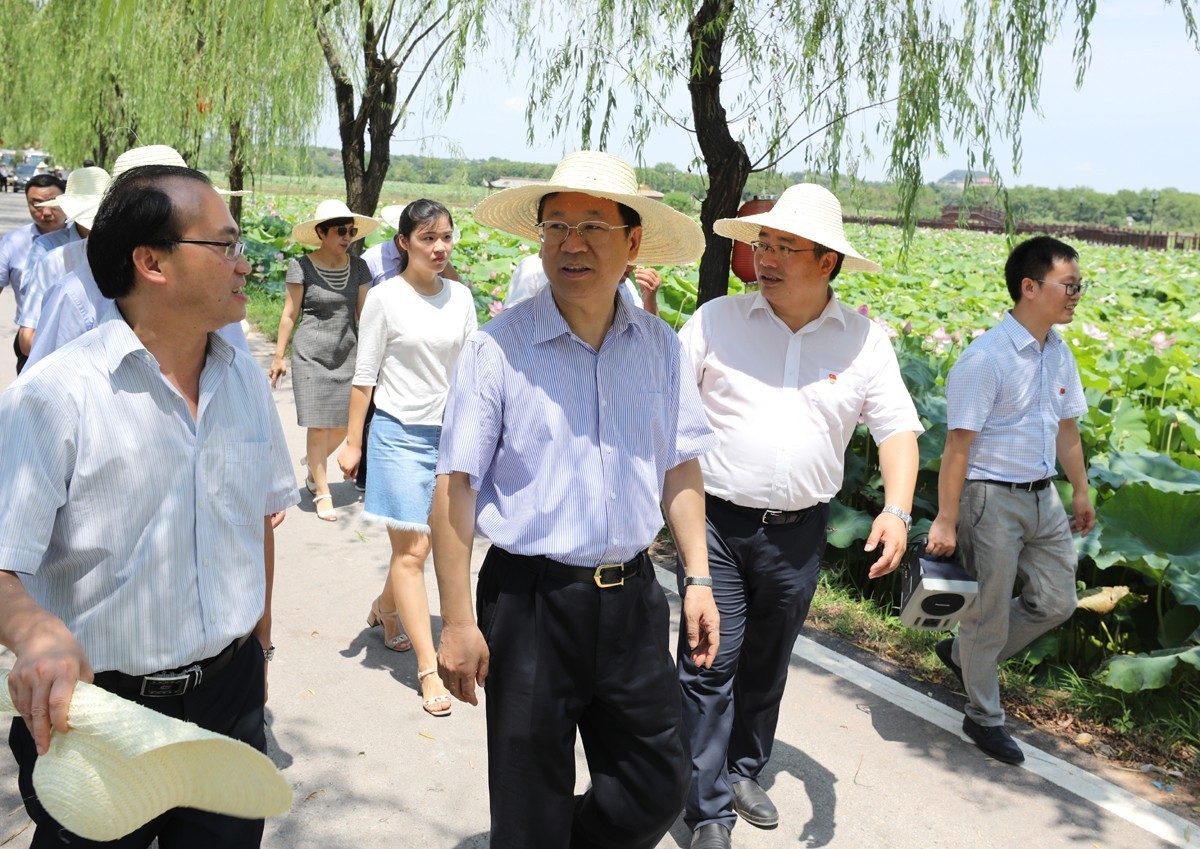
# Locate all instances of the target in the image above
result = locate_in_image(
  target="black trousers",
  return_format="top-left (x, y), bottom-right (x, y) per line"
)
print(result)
top-left (13, 335), bottom-right (26, 374)
top-left (477, 547), bottom-right (689, 849)
top-left (9, 637), bottom-right (267, 849)
top-left (677, 498), bottom-right (828, 830)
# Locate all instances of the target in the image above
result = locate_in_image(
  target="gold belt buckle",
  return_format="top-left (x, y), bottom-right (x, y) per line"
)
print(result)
top-left (594, 563), bottom-right (625, 588)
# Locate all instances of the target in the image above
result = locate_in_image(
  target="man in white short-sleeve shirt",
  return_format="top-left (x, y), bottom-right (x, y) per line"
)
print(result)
top-left (677, 184), bottom-right (922, 849)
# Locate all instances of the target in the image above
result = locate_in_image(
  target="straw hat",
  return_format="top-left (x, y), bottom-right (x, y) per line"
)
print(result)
top-left (473, 151), bottom-right (703, 266)
top-left (713, 184), bottom-right (881, 274)
top-left (34, 166), bottom-right (111, 229)
top-left (379, 204), bottom-right (404, 231)
top-left (0, 671), bottom-right (291, 841)
top-left (111, 145), bottom-right (250, 196)
top-left (291, 199), bottom-right (379, 247)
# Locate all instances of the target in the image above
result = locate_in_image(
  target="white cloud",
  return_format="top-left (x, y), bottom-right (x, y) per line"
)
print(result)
top-left (503, 97), bottom-right (526, 113)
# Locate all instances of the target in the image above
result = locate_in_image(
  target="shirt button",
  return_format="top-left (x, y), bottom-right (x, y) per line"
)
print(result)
top-left (606, 447), bottom-right (613, 454)
top-left (600, 400), bottom-right (608, 408)
top-left (611, 538), bottom-right (618, 544)
top-left (610, 492), bottom-right (617, 500)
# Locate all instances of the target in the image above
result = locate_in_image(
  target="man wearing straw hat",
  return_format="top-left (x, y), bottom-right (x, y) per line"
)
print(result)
top-left (431, 150), bottom-right (720, 849)
top-left (0, 163), bottom-right (297, 847)
top-left (677, 184), bottom-right (922, 848)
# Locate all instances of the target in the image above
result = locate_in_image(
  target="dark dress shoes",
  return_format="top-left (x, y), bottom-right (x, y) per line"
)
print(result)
top-left (963, 716), bottom-right (1025, 764)
top-left (690, 823), bottom-right (731, 849)
top-left (731, 779), bottom-right (779, 828)
top-left (935, 638), bottom-right (964, 688)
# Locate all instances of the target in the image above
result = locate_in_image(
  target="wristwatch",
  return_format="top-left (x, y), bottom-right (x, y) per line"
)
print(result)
top-left (263, 644), bottom-right (276, 662)
top-left (882, 505), bottom-right (912, 532)
top-left (684, 576), bottom-right (714, 588)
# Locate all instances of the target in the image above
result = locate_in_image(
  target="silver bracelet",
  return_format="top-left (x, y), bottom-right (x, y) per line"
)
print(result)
top-left (684, 576), bottom-right (713, 588)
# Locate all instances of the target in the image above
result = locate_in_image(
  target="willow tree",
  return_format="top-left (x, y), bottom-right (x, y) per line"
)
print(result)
top-left (4, 0), bottom-right (325, 220)
top-left (307, 0), bottom-right (484, 215)
top-left (503, 0), bottom-right (1200, 305)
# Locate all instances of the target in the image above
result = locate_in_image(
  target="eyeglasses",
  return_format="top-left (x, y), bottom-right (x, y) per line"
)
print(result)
top-left (536, 220), bottom-right (629, 246)
top-left (749, 241), bottom-right (819, 259)
top-left (171, 238), bottom-right (246, 260)
top-left (330, 225), bottom-right (358, 238)
top-left (1032, 278), bottom-right (1091, 297)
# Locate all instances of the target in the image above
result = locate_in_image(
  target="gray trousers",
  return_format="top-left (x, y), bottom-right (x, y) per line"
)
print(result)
top-left (950, 481), bottom-right (1078, 726)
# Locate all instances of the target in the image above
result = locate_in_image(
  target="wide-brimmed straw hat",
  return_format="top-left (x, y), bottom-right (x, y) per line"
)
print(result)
top-left (111, 145), bottom-right (249, 197)
top-left (379, 204), bottom-right (405, 231)
top-left (713, 183), bottom-right (881, 274)
top-left (34, 166), bottom-right (111, 229)
top-left (291, 199), bottom-right (379, 247)
top-left (0, 671), bottom-right (290, 841)
top-left (473, 151), bottom-right (703, 266)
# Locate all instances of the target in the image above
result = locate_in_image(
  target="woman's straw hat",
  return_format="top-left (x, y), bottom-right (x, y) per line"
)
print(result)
top-left (713, 183), bottom-right (881, 273)
top-left (0, 671), bottom-right (291, 841)
top-left (291, 199), bottom-right (379, 247)
top-left (473, 151), bottom-right (703, 266)
top-left (34, 166), bottom-right (111, 229)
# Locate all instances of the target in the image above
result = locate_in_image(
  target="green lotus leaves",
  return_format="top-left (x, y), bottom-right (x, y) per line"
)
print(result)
top-left (1095, 483), bottom-right (1200, 609)
top-left (1098, 645), bottom-right (1200, 692)
top-left (827, 501), bottom-right (875, 548)
top-left (1099, 450), bottom-right (1200, 493)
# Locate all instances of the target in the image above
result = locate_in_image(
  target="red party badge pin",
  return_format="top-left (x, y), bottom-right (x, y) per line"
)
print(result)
top-left (828, 373), bottom-right (837, 384)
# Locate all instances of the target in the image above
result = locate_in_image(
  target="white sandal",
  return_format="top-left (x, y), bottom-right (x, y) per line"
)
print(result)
top-left (313, 493), bottom-right (337, 522)
top-left (418, 668), bottom-right (452, 717)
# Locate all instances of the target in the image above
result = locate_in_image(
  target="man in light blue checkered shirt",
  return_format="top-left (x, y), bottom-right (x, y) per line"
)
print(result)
top-left (927, 236), bottom-right (1095, 765)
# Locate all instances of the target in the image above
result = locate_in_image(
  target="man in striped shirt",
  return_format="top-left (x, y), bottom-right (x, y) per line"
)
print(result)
top-left (927, 236), bottom-right (1095, 765)
top-left (0, 165), bottom-right (297, 847)
top-left (431, 151), bottom-right (719, 849)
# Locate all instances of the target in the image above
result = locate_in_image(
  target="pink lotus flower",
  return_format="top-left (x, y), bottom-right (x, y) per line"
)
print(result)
top-left (1081, 322), bottom-right (1108, 341)
top-left (488, 301), bottom-right (504, 318)
top-left (857, 304), bottom-right (870, 318)
top-left (491, 285), bottom-right (503, 297)
top-left (1151, 331), bottom-right (1176, 352)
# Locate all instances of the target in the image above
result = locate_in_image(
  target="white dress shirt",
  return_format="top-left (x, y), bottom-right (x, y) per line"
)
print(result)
top-left (679, 291), bottom-right (924, 511)
top-left (0, 303), bottom-right (298, 675)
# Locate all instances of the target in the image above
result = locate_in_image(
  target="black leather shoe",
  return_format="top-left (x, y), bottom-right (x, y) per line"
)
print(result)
top-left (731, 779), bottom-right (778, 828)
top-left (935, 638), bottom-right (964, 688)
top-left (690, 823), bottom-right (731, 849)
top-left (963, 716), bottom-right (1025, 764)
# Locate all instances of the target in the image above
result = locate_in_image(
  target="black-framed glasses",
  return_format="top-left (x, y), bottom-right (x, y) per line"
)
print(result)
top-left (1032, 278), bottom-right (1091, 297)
top-left (536, 220), bottom-right (629, 246)
top-left (332, 225), bottom-right (358, 238)
top-left (749, 241), bottom-right (819, 259)
top-left (171, 238), bottom-right (246, 259)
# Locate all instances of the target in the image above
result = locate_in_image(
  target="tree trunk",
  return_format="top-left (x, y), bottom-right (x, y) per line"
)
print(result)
top-left (688, 0), bottom-right (751, 307)
top-left (228, 120), bottom-right (245, 226)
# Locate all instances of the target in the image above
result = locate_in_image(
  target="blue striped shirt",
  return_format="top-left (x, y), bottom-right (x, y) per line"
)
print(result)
top-left (0, 303), bottom-right (299, 675)
top-left (947, 311), bottom-right (1087, 482)
top-left (16, 223), bottom-right (82, 327)
top-left (437, 285), bottom-right (717, 567)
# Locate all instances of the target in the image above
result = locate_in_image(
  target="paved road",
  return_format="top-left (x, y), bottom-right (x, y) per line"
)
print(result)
top-left (0, 197), bottom-right (1193, 847)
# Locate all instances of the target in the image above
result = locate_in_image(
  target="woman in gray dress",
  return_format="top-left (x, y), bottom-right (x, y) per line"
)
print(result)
top-left (269, 200), bottom-right (378, 521)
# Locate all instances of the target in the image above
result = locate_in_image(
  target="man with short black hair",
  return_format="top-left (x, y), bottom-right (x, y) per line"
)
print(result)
top-left (0, 164), bottom-right (297, 847)
top-left (0, 172), bottom-right (66, 370)
top-left (927, 235), bottom-right (1094, 765)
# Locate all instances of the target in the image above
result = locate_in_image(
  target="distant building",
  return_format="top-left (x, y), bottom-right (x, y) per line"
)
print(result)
top-left (936, 169), bottom-right (994, 190)
top-left (484, 176), bottom-right (665, 198)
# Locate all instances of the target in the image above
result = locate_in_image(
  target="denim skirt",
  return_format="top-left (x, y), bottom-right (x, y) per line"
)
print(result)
top-left (361, 409), bottom-right (440, 532)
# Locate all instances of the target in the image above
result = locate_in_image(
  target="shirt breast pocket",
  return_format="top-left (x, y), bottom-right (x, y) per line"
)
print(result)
top-left (223, 441), bottom-right (269, 526)
top-left (814, 366), bottom-right (864, 421)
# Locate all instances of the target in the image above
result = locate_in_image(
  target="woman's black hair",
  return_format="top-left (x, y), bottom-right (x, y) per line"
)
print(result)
top-left (396, 199), bottom-right (453, 239)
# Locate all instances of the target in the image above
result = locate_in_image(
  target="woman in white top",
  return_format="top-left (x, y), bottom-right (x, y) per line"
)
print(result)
top-left (338, 199), bottom-right (477, 716)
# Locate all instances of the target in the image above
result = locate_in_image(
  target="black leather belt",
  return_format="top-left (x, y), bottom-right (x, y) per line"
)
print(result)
top-left (93, 635), bottom-right (250, 698)
top-left (973, 478), bottom-right (1055, 492)
top-left (499, 548), bottom-right (648, 589)
top-left (707, 494), bottom-right (818, 526)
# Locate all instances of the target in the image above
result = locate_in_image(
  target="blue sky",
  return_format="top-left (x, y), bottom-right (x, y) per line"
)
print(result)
top-left (317, 1), bottom-right (1200, 194)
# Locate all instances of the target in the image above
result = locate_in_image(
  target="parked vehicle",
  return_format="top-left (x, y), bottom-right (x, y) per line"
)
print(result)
top-left (12, 164), bottom-right (38, 192)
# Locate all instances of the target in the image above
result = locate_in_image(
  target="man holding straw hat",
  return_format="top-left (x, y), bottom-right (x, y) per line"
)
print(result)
top-left (676, 184), bottom-right (922, 848)
top-left (0, 163), bottom-right (297, 847)
top-left (431, 150), bottom-right (720, 849)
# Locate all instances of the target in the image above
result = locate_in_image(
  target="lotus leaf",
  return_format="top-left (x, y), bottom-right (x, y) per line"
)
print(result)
top-left (1098, 645), bottom-right (1200, 692)
top-left (827, 501), bottom-right (875, 548)
top-left (1105, 450), bottom-right (1200, 493)
top-left (1095, 483), bottom-right (1200, 608)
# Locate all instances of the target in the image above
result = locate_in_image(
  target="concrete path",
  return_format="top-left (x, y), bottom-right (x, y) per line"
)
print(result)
top-left (0, 191), bottom-right (1193, 848)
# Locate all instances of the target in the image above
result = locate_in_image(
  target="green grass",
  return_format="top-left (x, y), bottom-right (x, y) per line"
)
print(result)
top-left (226, 173), bottom-right (489, 208)
top-left (245, 285), bottom-right (284, 344)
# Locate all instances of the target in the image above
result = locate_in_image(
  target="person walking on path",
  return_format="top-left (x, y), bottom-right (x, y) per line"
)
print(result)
top-left (431, 150), bottom-right (720, 849)
top-left (269, 200), bottom-right (377, 521)
top-left (0, 164), bottom-right (296, 848)
top-left (338, 199), bottom-right (476, 716)
top-left (677, 184), bottom-right (923, 849)
top-left (926, 235), bottom-right (1094, 765)
top-left (0, 172), bottom-right (66, 372)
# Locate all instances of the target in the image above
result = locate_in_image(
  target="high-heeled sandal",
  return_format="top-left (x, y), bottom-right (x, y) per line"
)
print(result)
top-left (367, 597), bottom-right (412, 652)
top-left (313, 493), bottom-right (337, 522)
top-left (418, 668), bottom-right (452, 717)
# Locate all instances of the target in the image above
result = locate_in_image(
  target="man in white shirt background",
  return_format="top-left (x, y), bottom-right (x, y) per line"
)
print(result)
top-left (676, 184), bottom-right (923, 849)
top-left (0, 172), bottom-right (66, 371)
